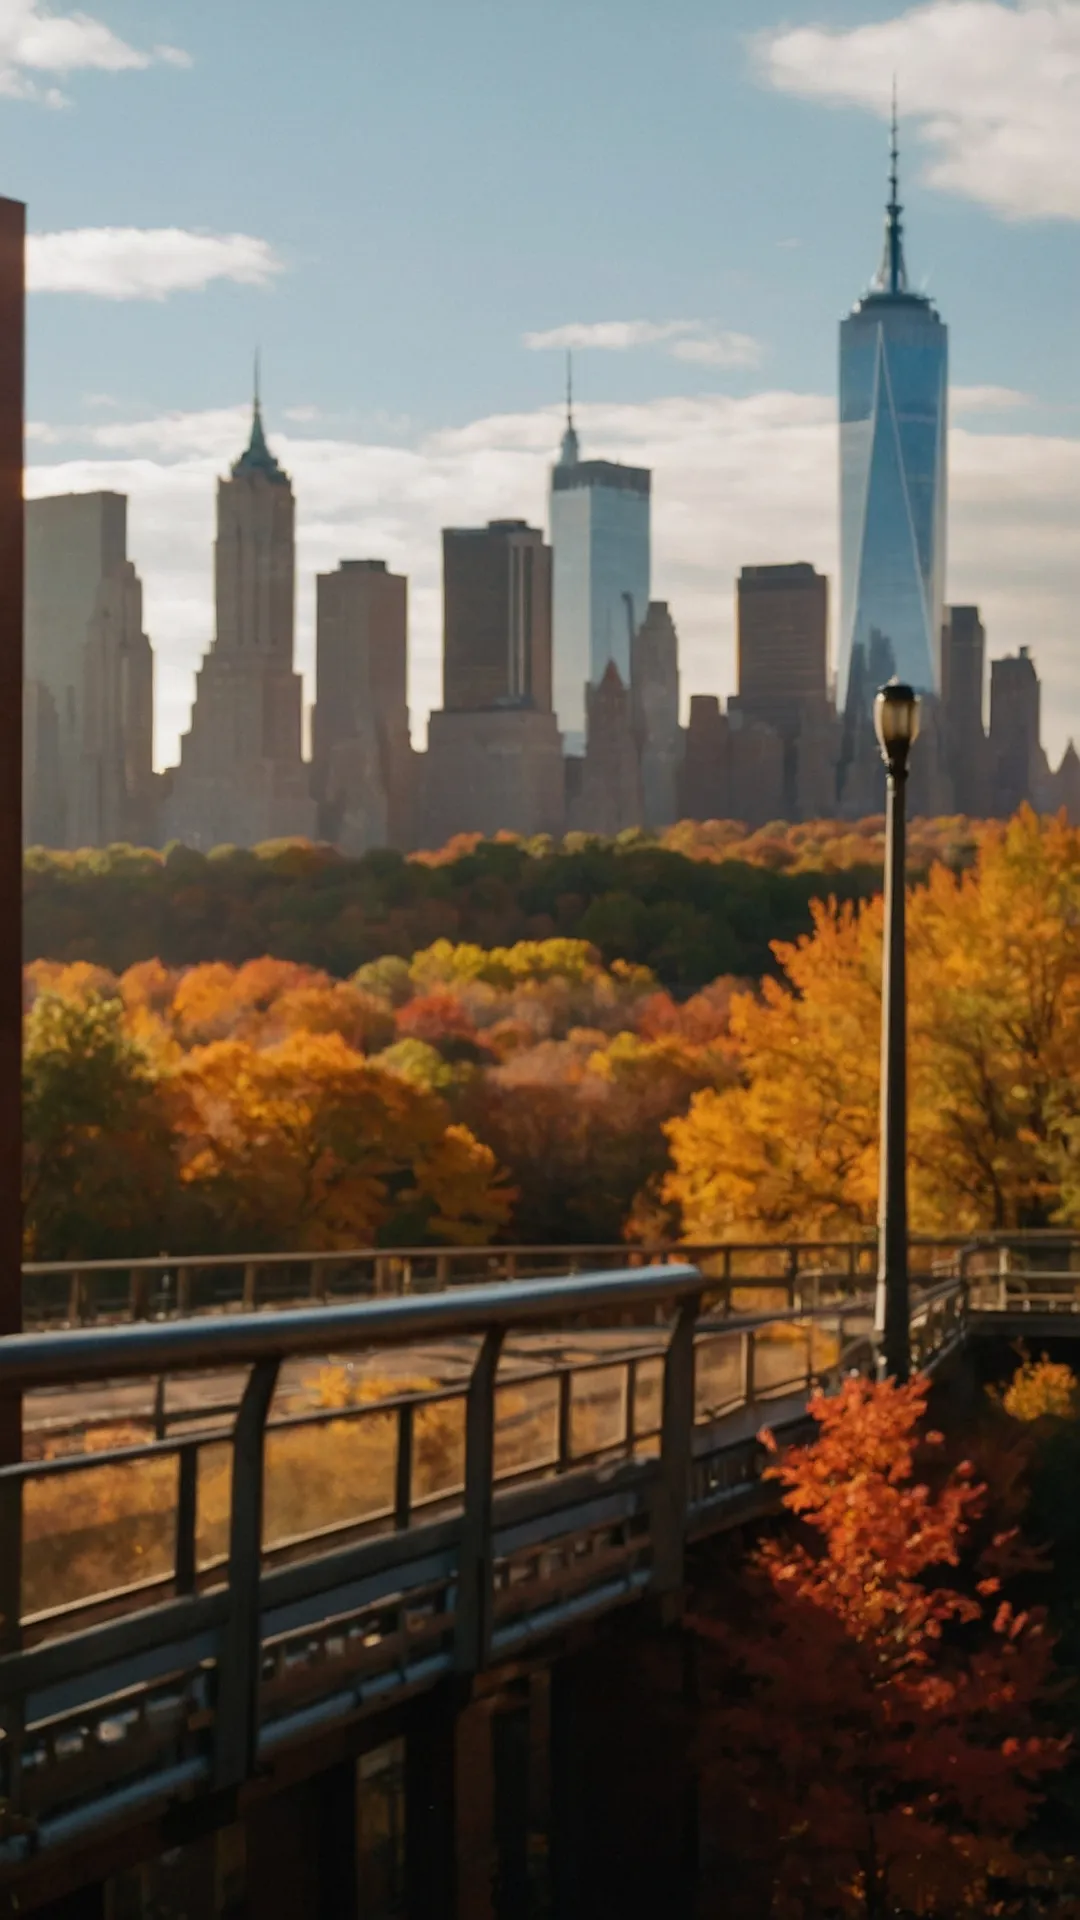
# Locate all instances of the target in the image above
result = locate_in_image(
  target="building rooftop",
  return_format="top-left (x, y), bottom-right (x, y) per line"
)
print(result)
top-left (551, 458), bottom-right (651, 496)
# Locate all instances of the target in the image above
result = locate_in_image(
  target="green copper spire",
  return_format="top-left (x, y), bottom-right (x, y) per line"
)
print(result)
top-left (232, 355), bottom-right (288, 483)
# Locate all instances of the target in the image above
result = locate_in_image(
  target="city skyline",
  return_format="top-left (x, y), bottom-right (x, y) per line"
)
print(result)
top-left (12, 0), bottom-right (1079, 764)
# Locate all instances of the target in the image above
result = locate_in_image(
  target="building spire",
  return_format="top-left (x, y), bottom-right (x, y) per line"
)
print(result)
top-left (232, 355), bottom-right (288, 484)
top-left (874, 80), bottom-right (909, 295)
top-left (557, 349), bottom-right (580, 467)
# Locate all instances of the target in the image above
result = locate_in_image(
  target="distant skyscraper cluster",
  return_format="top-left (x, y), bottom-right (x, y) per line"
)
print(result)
top-left (23, 120), bottom-right (1078, 854)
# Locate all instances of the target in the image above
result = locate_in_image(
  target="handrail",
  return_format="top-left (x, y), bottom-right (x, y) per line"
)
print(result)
top-left (0, 1264), bottom-right (706, 1390)
top-left (21, 1227), bottom-right (1080, 1277)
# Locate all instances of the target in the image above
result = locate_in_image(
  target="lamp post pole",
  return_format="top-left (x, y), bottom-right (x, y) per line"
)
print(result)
top-left (873, 681), bottom-right (920, 1383)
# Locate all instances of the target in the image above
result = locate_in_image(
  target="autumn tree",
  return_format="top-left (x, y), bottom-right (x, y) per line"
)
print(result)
top-left (23, 991), bottom-right (175, 1259)
top-left (694, 1376), bottom-right (1070, 1919)
top-left (666, 810), bottom-right (1080, 1241)
top-left (169, 1029), bottom-right (512, 1251)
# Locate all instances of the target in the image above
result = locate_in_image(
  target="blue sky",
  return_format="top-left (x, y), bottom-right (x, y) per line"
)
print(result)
top-left (9, 0), bottom-right (1079, 765)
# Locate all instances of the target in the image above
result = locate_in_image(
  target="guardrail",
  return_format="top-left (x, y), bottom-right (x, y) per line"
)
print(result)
top-left (22, 1229), bottom-right (1080, 1330)
top-left (0, 1254), bottom-right (1077, 1881)
top-left (0, 1265), bottom-right (882, 1864)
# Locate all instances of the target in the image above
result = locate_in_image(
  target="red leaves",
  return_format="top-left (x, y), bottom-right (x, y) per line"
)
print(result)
top-left (693, 1376), bottom-right (1070, 1917)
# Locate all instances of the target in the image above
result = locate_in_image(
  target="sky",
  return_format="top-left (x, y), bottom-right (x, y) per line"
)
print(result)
top-left (6, 0), bottom-right (1079, 768)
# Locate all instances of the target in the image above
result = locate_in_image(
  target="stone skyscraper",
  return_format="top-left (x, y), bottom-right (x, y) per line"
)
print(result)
top-left (549, 374), bottom-right (650, 751)
top-left (734, 562), bottom-right (836, 817)
top-left (423, 519), bottom-right (563, 843)
top-left (164, 395), bottom-right (315, 850)
top-left (24, 491), bottom-right (155, 848)
top-left (839, 108), bottom-right (947, 711)
top-left (631, 601), bottom-right (681, 829)
top-left (313, 559), bottom-right (415, 852)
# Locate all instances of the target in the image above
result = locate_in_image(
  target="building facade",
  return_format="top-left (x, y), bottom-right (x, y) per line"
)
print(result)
top-left (163, 399), bottom-right (316, 850)
top-left (631, 601), bottom-right (681, 829)
top-left (838, 117), bottom-right (947, 712)
top-left (549, 403), bottom-right (650, 751)
top-left (24, 491), bottom-right (155, 848)
top-left (942, 605), bottom-right (989, 816)
top-left (442, 520), bottom-right (552, 714)
top-left (313, 559), bottom-right (414, 852)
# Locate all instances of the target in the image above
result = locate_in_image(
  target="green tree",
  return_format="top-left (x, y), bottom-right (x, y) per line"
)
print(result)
top-left (23, 991), bottom-right (174, 1259)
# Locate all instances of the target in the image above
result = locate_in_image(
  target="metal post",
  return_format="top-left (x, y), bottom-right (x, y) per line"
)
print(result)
top-left (455, 1329), bottom-right (503, 1675)
top-left (652, 1295), bottom-right (700, 1596)
top-left (873, 684), bottom-right (918, 1384)
top-left (0, 200), bottom-right (24, 1660)
top-left (214, 1356), bottom-right (279, 1788)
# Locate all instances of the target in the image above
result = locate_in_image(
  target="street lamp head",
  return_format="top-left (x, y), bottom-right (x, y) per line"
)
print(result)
top-left (874, 679), bottom-right (920, 770)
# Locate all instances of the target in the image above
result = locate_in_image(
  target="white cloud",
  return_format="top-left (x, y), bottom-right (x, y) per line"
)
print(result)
top-left (950, 384), bottom-right (1031, 412)
top-left (670, 332), bottom-right (763, 370)
top-left (27, 229), bottom-right (285, 300)
top-left (27, 392), bottom-right (1080, 771)
top-left (524, 318), bottom-right (763, 370)
top-left (757, 1), bottom-right (1080, 221)
top-left (524, 320), bottom-right (698, 352)
top-left (0, 0), bottom-right (189, 102)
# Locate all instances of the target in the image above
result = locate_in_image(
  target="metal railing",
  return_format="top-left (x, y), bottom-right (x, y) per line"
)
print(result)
top-left (23, 1228), bottom-right (1080, 1331)
top-left (0, 1251), bottom-right (1077, 1881)
top-left (0, 1264), bottom-right (883, 1865)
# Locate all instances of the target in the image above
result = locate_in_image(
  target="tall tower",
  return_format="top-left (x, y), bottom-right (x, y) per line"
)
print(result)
top-left (838, 104), bottom-right (948, 712)
top-left (24, 491), bottom-right (156, 847)
top-left (549, 369), bottom-right (650, 752)
top-left (164, 386), bottom-right (316, 849)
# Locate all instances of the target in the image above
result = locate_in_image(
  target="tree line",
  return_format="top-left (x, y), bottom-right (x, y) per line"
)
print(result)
top-left (24, 815), bottom-right (981, 994)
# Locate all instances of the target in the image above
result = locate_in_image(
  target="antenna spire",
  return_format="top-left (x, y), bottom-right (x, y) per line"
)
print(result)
top-left (556, 350), bottom-right (580, 468)
top-left (253, 348), bottom-right (261, 414)
top-left (874, 79), bottom-right (908, 295)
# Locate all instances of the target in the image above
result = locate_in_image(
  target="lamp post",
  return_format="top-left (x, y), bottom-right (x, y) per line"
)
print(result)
top-left (873, 679), bottom-right (920, 1383)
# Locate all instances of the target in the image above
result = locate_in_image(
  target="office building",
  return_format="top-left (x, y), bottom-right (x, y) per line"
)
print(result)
top-left (838, 113), bottom-right (947, 712)
top-left (678, 696), bottom-right (730, 824)
top-left (736, 563), bottom-right (828, 734)
top-left (572, 662), bottom-right (642, 836)
top-left (631, 601), bottom-right (681, 829)
top-left (989, 648), bottom-right (1044, 818)
top-left (313, 559), bottom-right (415, 852)
top-left (442, 521), bottom-right (552, 714)
top-left (422, 706), bottom-right (565, 843)
top-left (24, 491), bottom-right (155, 847)
top-left (424, 519), bottom-right (561, 843)
top-left (736, 562), bottom-right (832, 818)
top-left (164, 395), bottom-right (316, 850)
top-left (549, 392), bottom-right (650, 750)
top-left (941, 606), bottom-right (990, 815)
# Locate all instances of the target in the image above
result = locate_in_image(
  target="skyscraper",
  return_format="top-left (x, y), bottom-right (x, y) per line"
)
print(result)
top-left (24, 491), bottom-right (155, 847)
top-left (313, 559), bottom-right (414, 851)
top-left (631, 600), bottom-right (681, 829)
top-left (736, 564), bottom-right (828, 734)
top-left (941, 605), bottom-right (989, 815)
top-left (549, 373), bottom-right (650, 751)
top-left (442, 520), bottom-right (552, 713)
top-left (164, 391), bottom-right (315, 849)
top-left (423, 519), bottom-right (563, 843)
top-left (839, 108), bottom-right (948, 712)
top-left (989, 648), bottom-right (1043, 818)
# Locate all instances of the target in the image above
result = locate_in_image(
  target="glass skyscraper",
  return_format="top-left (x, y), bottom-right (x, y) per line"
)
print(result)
top-left (549, 388), bottom-right (650, 751)
top-left (839, 119), bottom-right (947, 713)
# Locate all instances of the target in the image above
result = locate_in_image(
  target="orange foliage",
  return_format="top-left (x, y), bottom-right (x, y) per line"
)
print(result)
top-left (694, 1376), bottom-right (1070, 1917)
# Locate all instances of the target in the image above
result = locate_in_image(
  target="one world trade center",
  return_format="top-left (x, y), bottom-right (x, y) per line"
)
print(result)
top-left (838, 110), bottom-right (947, 717)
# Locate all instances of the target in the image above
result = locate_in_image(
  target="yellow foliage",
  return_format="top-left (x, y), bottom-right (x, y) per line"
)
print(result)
top-left (1001, 1357), bottom-right (1080, 1424)
top-left (665, 811), bottom-right (1080, 1241)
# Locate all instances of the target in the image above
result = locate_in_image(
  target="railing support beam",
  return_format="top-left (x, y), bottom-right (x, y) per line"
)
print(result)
top-left (455, 1328), bottom-right (504, 1675)
top-left (214, 1355), bottom-right (279, 1789)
